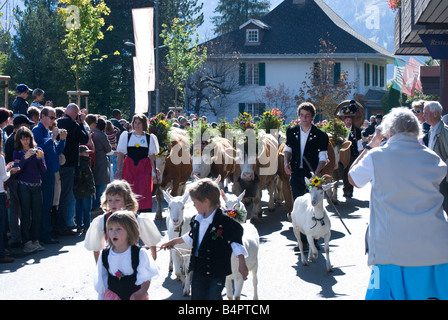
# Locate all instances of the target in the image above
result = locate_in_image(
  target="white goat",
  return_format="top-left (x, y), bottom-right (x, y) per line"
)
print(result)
top-left (290, 177), bottom-right (333, 272)
top-left (163, 190), bottom-right (194, 296)
top-left (221, 189), bottom-right (259, 300)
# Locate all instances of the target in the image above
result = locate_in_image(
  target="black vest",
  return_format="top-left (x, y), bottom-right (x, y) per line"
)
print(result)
top-left (101, 245), bottom-right (141, 300)
top-left (127, 132), bottom-right (150, 166)
top-left (188, 209), bottom-right (244, 277)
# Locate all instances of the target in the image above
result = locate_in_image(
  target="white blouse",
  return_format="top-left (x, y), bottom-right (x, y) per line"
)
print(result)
top-left (116, 131), bottom-right (160, 156)
top-left (94, 246), bottom-right (159, 300)
top-left (84, 212), bottom-right (162, 252)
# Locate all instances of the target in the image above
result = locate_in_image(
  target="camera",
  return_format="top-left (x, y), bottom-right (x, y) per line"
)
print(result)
top-left (29, 149), bottom-right (37, 155)
top-left (58, 129), bottom-right (64, 134)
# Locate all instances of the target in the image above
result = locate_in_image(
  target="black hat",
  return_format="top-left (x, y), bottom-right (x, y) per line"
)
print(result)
top-left (13, 114), bottom-right (34, 127)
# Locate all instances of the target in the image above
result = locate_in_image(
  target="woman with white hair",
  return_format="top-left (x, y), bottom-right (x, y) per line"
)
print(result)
top-left (349, 107), bottom-right (448, 300)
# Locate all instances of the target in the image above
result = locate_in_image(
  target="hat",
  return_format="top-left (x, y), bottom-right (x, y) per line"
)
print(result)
top-left (336, 100), bottom-right (358, 117)
top-left (13, 114), bottom-right (34, 127)
top-left (16, 84), bottom-right (32, 94)
top-left (79, 145), bottom-right (93, 153)
top-left (335, 99), bottom-right (365, 128)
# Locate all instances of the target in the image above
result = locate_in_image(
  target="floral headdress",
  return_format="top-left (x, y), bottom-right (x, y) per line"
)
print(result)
top-left (255, 108), bottom-right (285, 133)
top-left (316, 119), bottom-right (350, 148)
top-left (148, 112), bottom-right (172, 156)
top-left (224, 208), bottom-right (247, 223)
top-left (306, 175), bottom-right (326, 190)
top-left (233, 112), bottom-right (255, 131)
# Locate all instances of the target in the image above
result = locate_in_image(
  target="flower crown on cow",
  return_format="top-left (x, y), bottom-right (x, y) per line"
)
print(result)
top-left (306, 175), bottom-right (326, 189)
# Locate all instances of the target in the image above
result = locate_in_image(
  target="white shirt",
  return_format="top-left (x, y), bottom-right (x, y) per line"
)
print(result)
top-left (284, 126), bottom-right (328, 167)
top-left (182, 209), bottom-right (248, 258)
top-left (116, 131), bottom-right (160, 156)
top-left (94, 246), bottom-right (159, 300)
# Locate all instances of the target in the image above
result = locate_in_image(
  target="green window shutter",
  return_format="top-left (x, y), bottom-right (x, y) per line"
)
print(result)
top-left (259, 103), bottom-right (266, 115)
top-left (333, 62), bottom-right (341, 85)
top-left (239, 103), bottom-right (246, 114)
top-left (239, 63), bottom-right (246, 86)
top-left (258, 62), bottom-right (266, 86)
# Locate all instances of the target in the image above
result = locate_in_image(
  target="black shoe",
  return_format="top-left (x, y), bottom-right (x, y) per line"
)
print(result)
top-left (43, 238), bottom-right (60, 245)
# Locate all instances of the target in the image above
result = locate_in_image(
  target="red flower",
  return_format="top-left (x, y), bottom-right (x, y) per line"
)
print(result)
top-left (216, 228), bottom-right (223, 236)
top-left (115, 270), bottom-right (123, 280)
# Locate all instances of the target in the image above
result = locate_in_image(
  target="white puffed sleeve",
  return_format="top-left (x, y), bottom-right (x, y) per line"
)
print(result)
top-left (148, 133), bottom-right (160, 156)
top-left (137, 212), bottom-right (162, 246)
top-left (84, 214), bottom-right (106, 251)
top-left (136, 247), bottom-right (160, 285)
top-left (116, 131), bottom-right (129, 154)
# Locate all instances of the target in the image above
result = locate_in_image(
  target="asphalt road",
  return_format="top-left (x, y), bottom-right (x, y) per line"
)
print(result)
top-left (0, 181), bottom-right (372, 300)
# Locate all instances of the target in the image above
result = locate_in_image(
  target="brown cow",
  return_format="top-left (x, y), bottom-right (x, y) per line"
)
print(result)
top-left (154, 128), bottom-right (192, 220)
top-left (232, 132), bottom-right (278, 221)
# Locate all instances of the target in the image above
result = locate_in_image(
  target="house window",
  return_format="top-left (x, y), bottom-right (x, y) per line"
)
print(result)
top-left (246, 103), bottom-right (265, 117)
top-left (373, 65), bottom-right (379, 87)
top-left (380, 66), bottom-right (385, 87)
top-left (246, 29), bottom-right (259, 43)
top-left (364, 63), bottom-right (371, 86)
top-left (247, 63), bottom-right (259, 85)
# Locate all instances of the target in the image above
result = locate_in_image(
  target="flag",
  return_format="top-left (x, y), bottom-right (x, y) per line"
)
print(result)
top-left (132, 8), bottom-right (155, 114)
top-left (401, 57), bottom-right (422, 97)
top-left (391, 58), bottom-right (406, 91)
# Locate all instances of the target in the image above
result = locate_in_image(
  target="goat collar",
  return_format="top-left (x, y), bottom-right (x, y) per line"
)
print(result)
top-left (311, 215), bottom-right (325, 229)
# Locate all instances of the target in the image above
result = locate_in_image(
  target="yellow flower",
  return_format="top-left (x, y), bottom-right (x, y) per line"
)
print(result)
top-left (135, 143), bottom-right (140, 148)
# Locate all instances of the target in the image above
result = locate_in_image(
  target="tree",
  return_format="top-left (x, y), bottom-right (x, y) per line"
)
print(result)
top-left (186, 40), bottom-right (242, 116)
top-left (211, 0), bottom-right (270, 36)
top-left (297, 37), bottom-right (357, 120)
top-left (57, 0), bottom-right (112, 92)
top-left (4, 0), bottom-right (74, 106)
top-left (258, 83), bottom-right (296, 120)
top-left (161, 17), bottom-right (207, 108)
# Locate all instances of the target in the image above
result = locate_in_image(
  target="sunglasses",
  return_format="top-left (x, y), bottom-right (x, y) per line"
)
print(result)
top-left (47, 115), bottom-right (56, 120)
top-left (412, 109), bottom-right (422, 114)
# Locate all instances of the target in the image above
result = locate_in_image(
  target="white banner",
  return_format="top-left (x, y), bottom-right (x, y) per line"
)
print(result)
top-left (132, 8), bottom-right (155, 114)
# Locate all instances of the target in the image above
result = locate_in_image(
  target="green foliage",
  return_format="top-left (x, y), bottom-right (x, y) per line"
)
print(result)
top-left (58, 0), bottom-right (112, 91)
top-left (211, 0), bottom-right (270, 35)
top-left (160, 17), bottom-right (207, 107)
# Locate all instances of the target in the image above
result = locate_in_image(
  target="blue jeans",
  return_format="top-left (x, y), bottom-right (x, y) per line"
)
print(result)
top-left (0, 193), bottom-right (7, 258)
top-left (76, 197), bottom-right (92, 229)
top-left (191, 272), bottom-right (225, 300)
top-left (17, 183), bottom-right (43, 243)
top-left (40, 171), bottom-right (55, 241)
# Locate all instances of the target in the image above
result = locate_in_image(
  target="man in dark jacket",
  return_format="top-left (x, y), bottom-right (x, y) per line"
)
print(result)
top-left (284, 102), bottom-right (329, 199)
top-left (12, 84), bottom-right (31, 117)
top-left (32, 107), bottom-right (66, 244)
top-left (55, 103), bottom-right (89, 235)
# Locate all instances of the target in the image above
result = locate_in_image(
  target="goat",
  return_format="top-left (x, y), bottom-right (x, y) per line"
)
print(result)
top-left (163, 189), bottom-right (194, 296)
top-left (290, 177), bottom-right (333, 272)
top-left (221, 189), bottom-right (259, 300)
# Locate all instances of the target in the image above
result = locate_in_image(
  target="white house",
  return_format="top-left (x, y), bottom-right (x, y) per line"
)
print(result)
top-left (190, 0), bottom-right (395, 122)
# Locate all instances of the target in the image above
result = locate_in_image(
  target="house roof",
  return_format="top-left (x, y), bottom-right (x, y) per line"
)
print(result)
top-left (203, 0), bottom-right (395, 60)
top-left (239, 19), bottom-right (271, 30)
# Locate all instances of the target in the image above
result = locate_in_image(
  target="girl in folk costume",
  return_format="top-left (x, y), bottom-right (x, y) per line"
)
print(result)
top-left (115, 113), bottom-right (160, 212)
top-left (94, 211), bottom-right (159, 300)
top-left (85, 180), bottom-right (162, 262)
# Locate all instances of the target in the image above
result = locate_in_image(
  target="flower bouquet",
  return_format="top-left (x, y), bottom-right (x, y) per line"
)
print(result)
top-left (255, 108), bottom-right (285, 133)
top-left (148, 112), bottom-right (172, 156)
top-left (316, 119), bottom-right (350, 148)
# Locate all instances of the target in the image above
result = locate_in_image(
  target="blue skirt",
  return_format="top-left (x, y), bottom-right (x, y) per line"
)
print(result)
top-left (366, 264), bottom-right (448, 300)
